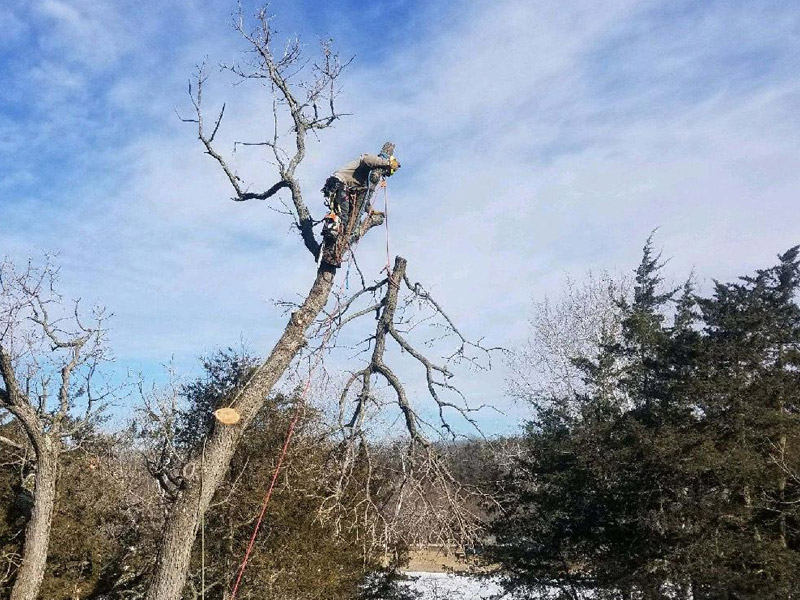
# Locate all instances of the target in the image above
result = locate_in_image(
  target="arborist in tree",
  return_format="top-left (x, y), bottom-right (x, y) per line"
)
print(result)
top-left (320, 141), bottom-right (400, 268)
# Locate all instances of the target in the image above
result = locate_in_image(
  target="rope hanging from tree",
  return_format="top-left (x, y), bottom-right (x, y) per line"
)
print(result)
top-left (217, 179), bottom-right (395, 599)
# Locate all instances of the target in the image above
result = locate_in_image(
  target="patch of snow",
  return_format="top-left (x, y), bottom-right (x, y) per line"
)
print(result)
top-left (400, 572), bottom-right (511, 599)
top-left (397, 573), bottom-right (575, 599)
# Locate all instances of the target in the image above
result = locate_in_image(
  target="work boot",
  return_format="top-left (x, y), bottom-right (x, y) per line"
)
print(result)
top-left (322, 212), bottom-right (341, 242)
top-left (320, 241), bottom-right (342, 269)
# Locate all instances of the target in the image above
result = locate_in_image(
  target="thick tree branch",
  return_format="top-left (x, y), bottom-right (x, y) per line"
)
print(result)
top-left (0, 434), bottom-right (24, 451)
top-left (235, 180), bottom-right (291, 201)
top-left (181, 9), bottom-right (353, 264)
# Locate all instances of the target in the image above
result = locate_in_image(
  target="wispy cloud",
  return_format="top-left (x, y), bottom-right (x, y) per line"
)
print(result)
top-left (1, 0), bottom-right (799, 431)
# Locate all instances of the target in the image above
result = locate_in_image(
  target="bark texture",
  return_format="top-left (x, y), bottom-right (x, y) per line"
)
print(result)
top-left (10, 442), bottom-right (58, 600)
top-left (145, 266), bottom-right (335, 600)
top-left (0, 257), bottom-right (105, 600)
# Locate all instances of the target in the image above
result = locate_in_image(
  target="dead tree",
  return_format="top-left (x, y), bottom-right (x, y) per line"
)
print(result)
top-left (144, 10), bottom-right (383, 600)
top-left (313, 257), bottom-right (499, 554)
top-left (146, 8), bottom-right (496, 599)
top-left (0, 256), bottom-right (110, 600)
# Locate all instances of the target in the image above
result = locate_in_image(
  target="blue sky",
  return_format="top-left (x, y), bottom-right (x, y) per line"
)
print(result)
top-left (2, 0), bottom-right (800, 434)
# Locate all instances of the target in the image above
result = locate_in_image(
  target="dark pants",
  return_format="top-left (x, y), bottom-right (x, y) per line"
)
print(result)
top-left (324, 176), bottom-right (363, 233)
top-left (339, 192), bottom-right (352, 231)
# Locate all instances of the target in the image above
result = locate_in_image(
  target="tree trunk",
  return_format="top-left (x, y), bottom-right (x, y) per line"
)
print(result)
top-left (777, 433), bottom-right (787, 548)
top-left (10, 440), bottom-right (59, 600)
top-left (145, 266), bottom-right (336, 600)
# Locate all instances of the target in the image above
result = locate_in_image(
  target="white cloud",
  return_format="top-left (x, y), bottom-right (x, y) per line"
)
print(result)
top-left (33, 0), bottom-right (133, 70)
top-left (2, 0), bottom-right (799, 432)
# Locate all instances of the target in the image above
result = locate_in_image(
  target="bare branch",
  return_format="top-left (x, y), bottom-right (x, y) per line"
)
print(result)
top-left (0, 434), bottom-right (24, 451)
top-left (403, 273), bottom-right (504, 372)
top-left (235, 180), bottom-right (291, 202)
top-left (182, 8), bottom-right (355, 263)
top-left (318, 256), bottom-right (497, 552)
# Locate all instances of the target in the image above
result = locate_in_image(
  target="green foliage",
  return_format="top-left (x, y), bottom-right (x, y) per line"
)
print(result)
top-left (176, 347), bottom-right (258, 452)
top-left (1, 349), bottom-right (387, 599)
top-left (39, 442), bottom-right (161, 600)
top-left (177, 349), bottom-right (382, 600)
top-left (491, 243), bottom-right (800, 600)
top-left (0, 421), bottom-right (28, 597)
top-left (0, 429), bottom-right (162, 600)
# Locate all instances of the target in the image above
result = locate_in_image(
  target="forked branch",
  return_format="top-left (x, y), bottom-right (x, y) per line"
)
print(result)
top-left (179, 7), bottom-right (354, 260)
top-left (317, 256), bottom-right (499, 550)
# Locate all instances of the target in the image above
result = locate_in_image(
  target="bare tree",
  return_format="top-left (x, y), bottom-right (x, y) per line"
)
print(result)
top-left (134, 365), bottom-right (196, 508)
top-left (0, 255), bottom-right (111, 600)
top-left (507, 271), bottom-right (631, 422)
top-left (314, 257), bottom-right (499, 555)
top-left (145, 8), bottom-right (497, 599)
top-left (144, 9), bottom-right (381, 599)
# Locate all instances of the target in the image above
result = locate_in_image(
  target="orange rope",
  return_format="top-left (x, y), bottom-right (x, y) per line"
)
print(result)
top-left (229, 379), bottom-right (308, 599)
top-left (229, 180), bottom-right (390, 597)
top-left (229, 264), bottom-right (347, 599)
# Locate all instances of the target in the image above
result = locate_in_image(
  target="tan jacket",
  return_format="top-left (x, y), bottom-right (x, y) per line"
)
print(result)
top-left (332, 154), bottom-right (392, 189)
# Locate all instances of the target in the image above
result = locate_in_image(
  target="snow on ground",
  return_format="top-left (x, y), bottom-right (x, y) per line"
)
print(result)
top-left (398, 573), bottom-right (568, 599)
top-left (400, 572), bottom-right (511, 599)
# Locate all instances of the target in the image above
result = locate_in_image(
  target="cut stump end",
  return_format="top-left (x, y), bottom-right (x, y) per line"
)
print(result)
top-left (213, 407), bottom-right (241, 426)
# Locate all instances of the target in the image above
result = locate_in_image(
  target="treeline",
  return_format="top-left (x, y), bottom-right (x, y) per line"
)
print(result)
top-left (0, 350), bottom-right (388, 599)
top-left (0, 345), bottom-right (479, 600)
top-left (2, 240), bottom-right (799, 600)
top-left (487, 239), bottom-right (800, 599)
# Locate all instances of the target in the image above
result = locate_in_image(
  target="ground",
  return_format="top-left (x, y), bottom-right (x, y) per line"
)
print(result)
top-left (399, 572), bottom-right (512, 599)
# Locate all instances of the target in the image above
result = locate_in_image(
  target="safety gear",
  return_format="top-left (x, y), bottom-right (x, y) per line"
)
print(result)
top-left (320, 144), bottom-right (398, 269)
top-left (322, 212), bottom-right (341, 242)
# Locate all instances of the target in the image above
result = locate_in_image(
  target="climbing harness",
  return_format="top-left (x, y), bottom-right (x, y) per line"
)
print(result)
top-left (318, 150), bottom-right (397, 269)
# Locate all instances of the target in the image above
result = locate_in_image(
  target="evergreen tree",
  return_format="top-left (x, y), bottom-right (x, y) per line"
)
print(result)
top-left (491, 242), bottom-right (800, 600)
top-left (679, 246), bottom-right (800, 598)
top-left (175, 350), bottom-right (385, 600)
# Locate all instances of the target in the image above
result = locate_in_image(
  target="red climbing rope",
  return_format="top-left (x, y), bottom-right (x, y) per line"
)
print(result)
top-left (229, 378), bottom-right (309, 599)
top-left (229, 180), bottom-right (394, 598)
